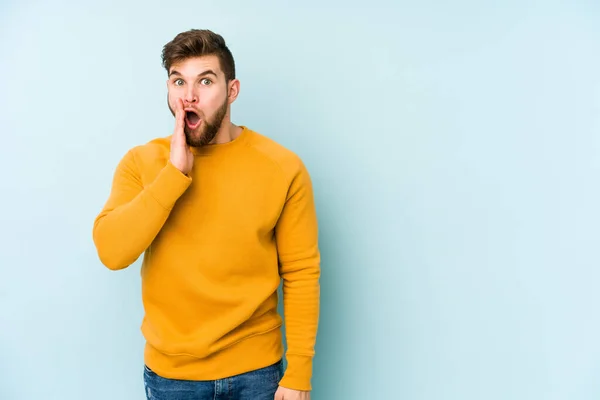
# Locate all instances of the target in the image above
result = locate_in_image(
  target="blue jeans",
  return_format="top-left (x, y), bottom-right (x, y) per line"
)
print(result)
top-left (143, 359), bottom-right (284, 400)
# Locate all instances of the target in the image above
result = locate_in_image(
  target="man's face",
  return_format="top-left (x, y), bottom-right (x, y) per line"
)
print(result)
top-left (167, 55), bottom-right (230, 147)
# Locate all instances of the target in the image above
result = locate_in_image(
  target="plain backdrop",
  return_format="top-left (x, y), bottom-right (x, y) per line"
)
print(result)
top-left (1, 0), bottom-right (600, 399)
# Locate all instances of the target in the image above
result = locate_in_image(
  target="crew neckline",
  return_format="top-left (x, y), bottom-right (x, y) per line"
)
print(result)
top-left (190, 125), bottom-right (250, 156)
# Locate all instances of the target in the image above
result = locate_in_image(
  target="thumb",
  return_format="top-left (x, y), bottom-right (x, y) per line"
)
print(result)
top-left (274, 387), bottom-right (284, 400)
top-left (173, 98), bottom-right (185, 143)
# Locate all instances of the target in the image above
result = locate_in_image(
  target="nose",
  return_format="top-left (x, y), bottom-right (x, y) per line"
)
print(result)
top-left (183, 86), bottom-right (198, 104)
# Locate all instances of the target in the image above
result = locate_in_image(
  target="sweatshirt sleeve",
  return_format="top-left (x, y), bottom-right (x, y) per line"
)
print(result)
top-left (92, 148), bottom-right (192, 270)
top-left (275, 157), bottom-right (321, 391)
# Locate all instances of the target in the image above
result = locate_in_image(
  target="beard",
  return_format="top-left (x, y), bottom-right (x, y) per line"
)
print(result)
top-left (168, 95), bottom-right (229, 147)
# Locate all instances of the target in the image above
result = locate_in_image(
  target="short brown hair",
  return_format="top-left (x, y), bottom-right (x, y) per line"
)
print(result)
top-left (161, 29), bottom-right (236, 81)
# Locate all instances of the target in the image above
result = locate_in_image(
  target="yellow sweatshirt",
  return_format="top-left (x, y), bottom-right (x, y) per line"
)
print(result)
top-left (92, 126), bottom-right (320, 391)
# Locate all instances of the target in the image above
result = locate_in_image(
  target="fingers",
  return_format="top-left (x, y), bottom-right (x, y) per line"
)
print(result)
top-left (274, 387), bottom-right (284, 400)
top-left (176, 98), bottom-right (185, 134)
top-left (172, 98), bottom-right (185, 145)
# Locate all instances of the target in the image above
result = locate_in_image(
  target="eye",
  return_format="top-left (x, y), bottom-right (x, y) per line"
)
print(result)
top-left (174, 79), bottom-right (184, 86)
top-left (201, 78), bottom-right (212, 85)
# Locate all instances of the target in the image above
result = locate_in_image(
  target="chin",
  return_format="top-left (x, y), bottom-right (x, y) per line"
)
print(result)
top-left (185, 130), bottom-right (206, 147)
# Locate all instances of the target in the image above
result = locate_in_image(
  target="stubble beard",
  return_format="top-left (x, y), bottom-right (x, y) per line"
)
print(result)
top-left (185, 98), bottom-right (228, 147)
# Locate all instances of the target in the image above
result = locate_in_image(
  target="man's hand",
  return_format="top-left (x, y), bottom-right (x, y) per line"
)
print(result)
top-left (170, 98), bottom-right (193, 175)
top-left (274, 386), bottom-right (310, 400)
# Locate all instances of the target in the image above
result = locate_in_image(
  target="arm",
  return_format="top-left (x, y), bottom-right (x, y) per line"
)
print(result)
top-left (92, 148), bottom-right (191, 270)
top-left (276, 158), bottom-right (321, 392)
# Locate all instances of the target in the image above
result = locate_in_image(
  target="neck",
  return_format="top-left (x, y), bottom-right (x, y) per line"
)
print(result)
top-left (210, 119), bottom-right (242, 145)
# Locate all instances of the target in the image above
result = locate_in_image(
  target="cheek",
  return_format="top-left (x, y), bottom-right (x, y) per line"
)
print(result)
top-left (200, 90), bottom-right (225, 110)
top-left (167, 89), bottom-right (179, 102)
top-left (168, 86), bottom-right (185, 100)
top-left (166, 91), bottom-right (174, 108)
top-left (167, 89), bottom-right (185, 111)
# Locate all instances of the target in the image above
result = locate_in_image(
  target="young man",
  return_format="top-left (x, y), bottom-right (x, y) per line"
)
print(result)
top-left (92, 29), bottom-right (320, 400)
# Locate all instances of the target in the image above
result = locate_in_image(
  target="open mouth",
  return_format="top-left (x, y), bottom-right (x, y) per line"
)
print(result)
top-left (185, 110), bottom-right (202, 130)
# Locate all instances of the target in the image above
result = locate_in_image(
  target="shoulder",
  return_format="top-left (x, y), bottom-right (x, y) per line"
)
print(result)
top-left (244, 127), bottom-right (307, 180)
top-left (131, 136), bottom-right (171, 159)
top-left (119, 136), bottom-right (171, 168)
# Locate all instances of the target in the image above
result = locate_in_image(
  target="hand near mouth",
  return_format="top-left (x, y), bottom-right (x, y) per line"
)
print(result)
top-left (170, 98), bottom-right (194, 175)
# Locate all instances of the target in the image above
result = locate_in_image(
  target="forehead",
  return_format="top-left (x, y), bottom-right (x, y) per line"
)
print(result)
top-left (169, 55), bottom-right (222, 77)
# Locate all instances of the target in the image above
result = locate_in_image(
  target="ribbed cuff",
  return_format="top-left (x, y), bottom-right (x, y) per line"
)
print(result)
top-left (279, 354), bottom-right (314, 391)
top-left (146, 161), bottom-right (192, 210)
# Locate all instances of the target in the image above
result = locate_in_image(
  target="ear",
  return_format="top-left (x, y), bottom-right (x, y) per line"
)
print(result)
top-left (227, 79), bottom-right (240, 104)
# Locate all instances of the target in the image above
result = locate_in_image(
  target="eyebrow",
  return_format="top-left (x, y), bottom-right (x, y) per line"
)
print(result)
top-left (169, 69), bottom-right (218, 79)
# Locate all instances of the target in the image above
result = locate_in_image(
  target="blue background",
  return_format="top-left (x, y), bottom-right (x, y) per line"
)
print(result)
top-left (1, 1), bottom-right (600, 399)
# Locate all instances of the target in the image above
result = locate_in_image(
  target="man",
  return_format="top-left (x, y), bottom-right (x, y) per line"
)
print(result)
top-left (92, 29), bottom-right (320, 400)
